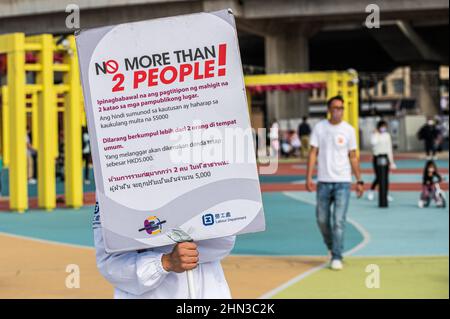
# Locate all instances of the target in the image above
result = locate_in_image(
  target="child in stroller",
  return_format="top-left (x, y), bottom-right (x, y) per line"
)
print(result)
top-left (418, 160), bottom-right (446, 208)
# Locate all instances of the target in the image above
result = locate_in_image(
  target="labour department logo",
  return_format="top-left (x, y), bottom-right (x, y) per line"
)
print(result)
top-left (202, 214), bottom-right (215, 226)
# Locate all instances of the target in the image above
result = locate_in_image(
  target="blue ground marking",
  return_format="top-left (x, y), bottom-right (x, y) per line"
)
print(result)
top-left (262, 174), bottom-right (449, 185)
top-left (259, 175), bottom-right (306, 184)
top-left (0, 207), bottom-right (95, 247)
top-left (360, 159), bottom-right (449, 170)
top-left (284, 191), bottom-right (449, 257)
top-left (0, 168), bottom-right (96, 197)
top-left (361, 173), bottom-right (449, 183)
top-left (0, 192), bottom-right (363, 256)
top-left (231, 192), bottom-right (362, 255)
top-left (2, 159), bottom-right (446, 195)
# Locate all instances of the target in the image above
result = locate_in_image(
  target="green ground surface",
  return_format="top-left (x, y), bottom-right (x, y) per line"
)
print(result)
top-left (273, 256), bottom-right (449, 299)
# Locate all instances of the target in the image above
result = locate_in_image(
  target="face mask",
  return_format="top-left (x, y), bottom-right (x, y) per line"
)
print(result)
top-left (330, 113), bottom-right (340, 122)
top-left (428, 120), bottom-right (434, 125)
top-left (330, 108), bottom-right (343, 122)
top-left (379, 127), bottom-right (387, 133)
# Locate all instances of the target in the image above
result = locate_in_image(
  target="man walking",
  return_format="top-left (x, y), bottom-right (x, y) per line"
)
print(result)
top-left (306, 96), bottom-right (364, 270)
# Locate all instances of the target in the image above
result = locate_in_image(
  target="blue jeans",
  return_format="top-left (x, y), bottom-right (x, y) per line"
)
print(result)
top-left (316, 182), bottom-right (351, 261)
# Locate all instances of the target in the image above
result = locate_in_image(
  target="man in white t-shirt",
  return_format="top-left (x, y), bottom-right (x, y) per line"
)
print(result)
top-left (306, 96), bottom-right (364, 270)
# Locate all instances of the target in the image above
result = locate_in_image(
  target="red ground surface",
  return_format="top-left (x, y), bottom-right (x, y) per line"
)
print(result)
top-left (258, 163), bottom-right (449, 176)
top-left (1, 157), bottom-right (448, 210)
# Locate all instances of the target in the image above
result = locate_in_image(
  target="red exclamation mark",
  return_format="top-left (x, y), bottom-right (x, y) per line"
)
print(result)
top-left (218, 43), bottom-right (227, 76)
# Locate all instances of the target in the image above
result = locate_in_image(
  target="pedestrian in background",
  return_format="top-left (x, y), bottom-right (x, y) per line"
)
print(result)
top-left (417, 118), bottom-right (439, 160)
top-left (298, 116), bottom-right (312, 159)
top-left (269, 119), bottom-right (280, 158)
top-left (367, 120), bottom-right (396, 202)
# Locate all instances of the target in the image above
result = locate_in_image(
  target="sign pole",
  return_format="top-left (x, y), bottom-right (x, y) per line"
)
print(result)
top-left (167, 228), bottom-right (196, 299)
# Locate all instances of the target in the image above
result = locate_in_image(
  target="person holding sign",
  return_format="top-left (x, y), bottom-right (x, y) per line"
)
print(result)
top-left (77, 10), bottom-right (265, 298)
top-left (93, 200), bottom-right (236, 298)
top-left (77, 10), bottom-right (266, 299)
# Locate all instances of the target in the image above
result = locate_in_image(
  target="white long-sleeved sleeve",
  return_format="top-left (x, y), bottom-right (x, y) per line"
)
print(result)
top-left (197, 236), bottom-right (236, 264)
top-left (93, 202), bottom-right (169, 296)
top-left (386, 134), bottom-right (395, 166)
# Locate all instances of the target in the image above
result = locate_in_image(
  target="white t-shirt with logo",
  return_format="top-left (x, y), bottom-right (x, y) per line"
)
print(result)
top-left (310, 119), bottom-right (357, 183)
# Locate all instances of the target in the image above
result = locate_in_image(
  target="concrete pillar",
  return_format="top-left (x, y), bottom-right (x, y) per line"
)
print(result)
top-left (265, 24), bottom-right (310, 125)
top-left (410, 63), bottom-right (441, 116)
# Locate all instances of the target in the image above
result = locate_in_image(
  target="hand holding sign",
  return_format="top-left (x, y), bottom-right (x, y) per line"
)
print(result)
top-left (162, 242), bottom-right (199, 273)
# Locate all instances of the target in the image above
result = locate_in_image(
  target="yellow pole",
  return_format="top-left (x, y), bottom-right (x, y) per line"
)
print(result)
top-left (246, 88), bottom-right (252, 117)
top-left (340, 72), bottom-right (350, 123)
top-left (64, 35), bottom-right (83, 208)
top-left (54, 97), bottom-right (59, 159)
top-left (81, 93), bottom-right (87, 127)
top-left (31, 91), bottom-right (39, 150)
top-left (347, 71), bottom-right (360, 149)
top-left (7, 33), bottom-right (28, 212)
top-left (326, 71), bottom-right (338, 120)
top-left (326, 71), bottom-right (338, 100)
top-left (36, 34), bottom-right (56, 210)
top-left (1, 86), bottom-right (9, 167)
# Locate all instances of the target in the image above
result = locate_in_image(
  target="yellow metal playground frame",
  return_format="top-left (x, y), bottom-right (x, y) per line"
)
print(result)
top-left (0, 33), bottom-right (85, 212)
top-left (244, 70), bottom-right (360, 142)
top-left (0, 33), bottom-right (359, 213)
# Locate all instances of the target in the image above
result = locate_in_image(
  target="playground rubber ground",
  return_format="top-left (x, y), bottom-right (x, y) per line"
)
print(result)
top-left (0, 153), bottom-right (448, 298)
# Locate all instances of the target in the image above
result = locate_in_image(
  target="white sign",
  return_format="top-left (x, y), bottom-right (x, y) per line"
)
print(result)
top-left (76, 9), bottom-right (265, 253)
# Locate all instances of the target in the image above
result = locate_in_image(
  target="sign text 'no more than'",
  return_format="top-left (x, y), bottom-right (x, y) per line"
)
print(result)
top-left (94, 44), bottom-right (228, 93)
